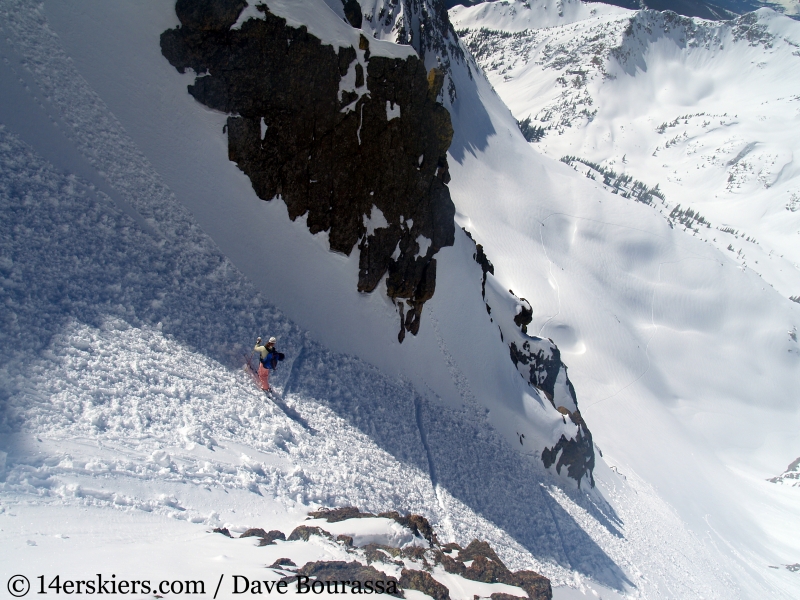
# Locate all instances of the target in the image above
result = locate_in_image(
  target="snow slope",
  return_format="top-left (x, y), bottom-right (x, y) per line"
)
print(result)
top-left (452, 0), bottom-right (800, 299)
top-left (0, 0), bottom-right (798, 598)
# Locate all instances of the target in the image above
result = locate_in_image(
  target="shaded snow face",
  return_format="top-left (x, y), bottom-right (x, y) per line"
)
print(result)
top-left (160, 0), bottom-right (456, 342)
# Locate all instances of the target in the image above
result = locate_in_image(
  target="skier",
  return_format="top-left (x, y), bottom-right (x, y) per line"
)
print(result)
top-left (254, 336), bottom-right (284, 392)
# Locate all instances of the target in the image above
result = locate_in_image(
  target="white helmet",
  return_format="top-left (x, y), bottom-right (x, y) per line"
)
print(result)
top-left (268, 337), bottom-right (277, 344)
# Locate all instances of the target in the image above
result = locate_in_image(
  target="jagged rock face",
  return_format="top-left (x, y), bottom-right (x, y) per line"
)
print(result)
top-left (357, 0), bottom-right (469, 104)
top-left (160, 0), bottom-right (456, 341)
top-left (433, 539), bottom-right (552, 600)
top-left (509, 336), bottom-right (595, 488)
top-left (399, 569), bottom-right (450, 600)
top-left (297, 561), bottom-right (402, 597)
top-left (465, 232), bottom-right (595, 487)
top-left (542, 421), bottom-right (595, 487)
top-left (509, 337), bottom-right (569, 403)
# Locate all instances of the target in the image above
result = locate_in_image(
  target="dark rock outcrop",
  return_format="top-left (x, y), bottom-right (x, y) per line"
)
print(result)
top-left (432, 538), bottom-right (551, 600)
top-left (342, 0), bottom-right (363, 28)
top-left (508, 571), bottom-right (552, 600)
top-left (240, 528), bottom-right (286, 546)
top-left (306, 507), bottom-right (436, 545)
top-left (511, 335), bottom-right (595, 487)
top-left (161, 1), bottom-right (456, 341)
top-left (308, 506), bottom-right (375, 522)
top-left (337, 535), bottom-right (355, 547)
top-left (490, 594), bottom-right (523, 600)
top-left (362, 543), bottom-right (402, 565)
top-left (287, 525), bottom-right (333, 542)
top-left (286, 510), bottom-right (551, 600)
top-left (240, 527), bottom-right (269, 539)
top-left (269, 558), bottom-right (297, 569)
top-left (378, 510), bottom-right (439, 545)
top-left (297, 561), bottom-right (402, 597)
top-left (399, 569), bottom-right (450, 600)
top-left (464, 231), bottom-right (595, 488)
top-left (512, 299), bottom-right (532, 333)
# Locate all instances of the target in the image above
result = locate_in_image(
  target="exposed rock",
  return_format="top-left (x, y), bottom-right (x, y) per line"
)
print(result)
top-left (161, 2), bottom-right (455, 341)
top-left (464, 555), bottom-right (512, 584)
top-left (269, 558), bottom-right (297, 569)
top-left (308, 506), bottom-right (375, 522)
top-left (506, 571), bottom-right (552, 600)
top-left (400, 546), bottom-right (428, 562)
top-left (389, 0), bottom-right (467, 102)
top-left (490, 594), bottom-right (524, 600)
top-left (456, 540), bottom-right (512, 584)
top-left (767, 457), bottom-right (800, 486)
top-left (541, 427), bottom-right (595, 489)
top-left (378, 511), bottom-right (439, 545)
top-left (297, 561), bottom-right (402, 597)
top-left (337, 535), bottom-right (354, 547)
top-left (509, 334), bottom-right (594, 487)
top-left (362, 543), bottom-right (402, 565)
top-left (239, 528), bottom-right (286, 546)
top-left (440, 542), bottom-right (462, 553)
top-left (287, 525), bottom-right (333, 542)
top-left (434, 549), bottom-right (466, 576)
top-left (463, 230), bottom-right (595, 487)
top-left (342, 0), bottom-right (363, 29)
top-left (240, 527), bottom-right (269, 539)
top-left (212, 527), bottom-right (232, 537)
top-left (431, 538), bottom-right (551, 600)
top-left (457, 540), bottom-right (504, 566)
top-left (263, 530), bottom-right (287, 545)
top-left (399, 569), bottom-right (450, 600)
top-left (508, 338), bottom-right (566, 402)
top-left (175, 0), bottom-right (245, 31)
top-left (512, 299), bottom-right (532, 333)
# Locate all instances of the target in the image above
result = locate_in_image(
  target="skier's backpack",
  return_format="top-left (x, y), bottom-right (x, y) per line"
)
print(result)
top-left (262, 351), bottom-right (285, 370)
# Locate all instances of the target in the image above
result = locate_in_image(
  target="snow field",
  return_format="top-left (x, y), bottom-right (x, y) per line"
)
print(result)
top-left (452, 1), bottom-right (800, 299)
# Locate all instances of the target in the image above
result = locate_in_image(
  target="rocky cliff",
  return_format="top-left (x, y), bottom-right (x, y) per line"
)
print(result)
top-left (467, 230), bottom-right (595, 487)
top-left (161, 0), bottom-right (456, 341)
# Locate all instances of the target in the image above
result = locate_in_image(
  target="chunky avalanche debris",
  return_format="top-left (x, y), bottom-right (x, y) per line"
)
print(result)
top-left (161, 0), bottom-right (456, 341)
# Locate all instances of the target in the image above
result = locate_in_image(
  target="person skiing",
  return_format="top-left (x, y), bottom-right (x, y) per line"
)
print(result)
top-left (254, 336), bottom-right (284, 392)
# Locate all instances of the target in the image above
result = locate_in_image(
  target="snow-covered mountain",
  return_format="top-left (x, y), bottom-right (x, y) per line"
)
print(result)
top-left (0, 0), bottom-right (798, 598)
top-left (452, 0), bottom-right (800, 299)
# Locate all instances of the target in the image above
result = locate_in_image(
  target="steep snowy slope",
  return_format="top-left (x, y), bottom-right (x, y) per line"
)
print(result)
top-left (0, 1), bottom-right (628, 597)
top-left (450, 0), bottom-right (800, 594)
top-left (0, 0), bottom-right (798, 599)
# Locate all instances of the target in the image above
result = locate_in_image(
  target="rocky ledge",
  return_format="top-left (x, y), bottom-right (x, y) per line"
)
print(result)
top-left (214, 507), bottom-right (552, 600)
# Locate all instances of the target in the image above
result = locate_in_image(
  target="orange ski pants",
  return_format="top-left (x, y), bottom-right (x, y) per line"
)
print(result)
top-left (258, 364), bottom-right (270, 391)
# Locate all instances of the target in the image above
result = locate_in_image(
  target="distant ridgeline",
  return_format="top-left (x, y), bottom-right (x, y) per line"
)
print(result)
top-left (161, 0), bottom-right (456, 342)
top-left (445, 0), bottom-right (777, 22)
